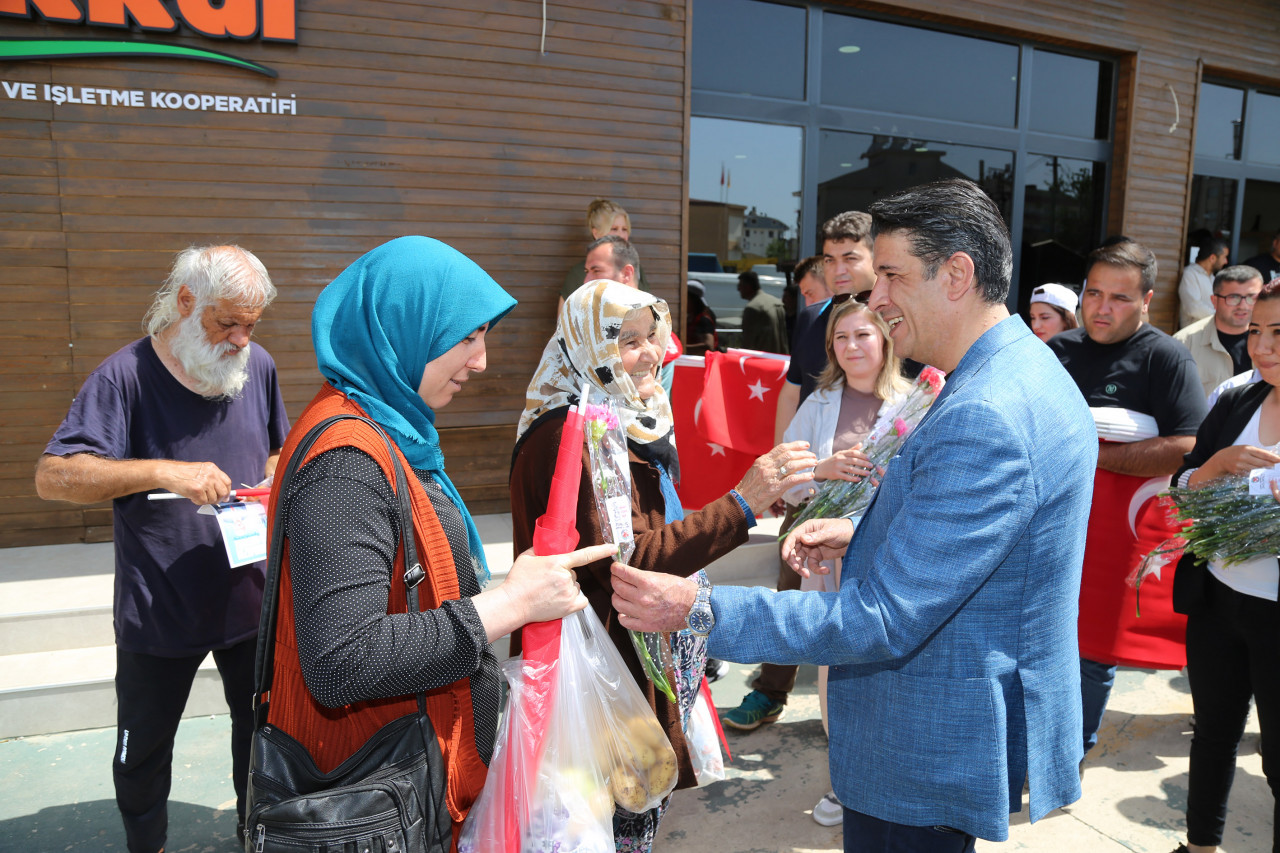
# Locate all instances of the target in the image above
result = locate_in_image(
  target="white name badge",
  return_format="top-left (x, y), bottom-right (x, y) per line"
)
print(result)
top-left (1247, 465), bottom-right (1280, 497)
top-left (212, 501), bottom-right (269, 567)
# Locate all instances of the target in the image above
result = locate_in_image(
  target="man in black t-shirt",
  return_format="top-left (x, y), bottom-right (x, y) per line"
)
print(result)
top-left (1174, 265), bottom-right (1264, 398)
top-left (1048, 239), bottom-right (1207, 761)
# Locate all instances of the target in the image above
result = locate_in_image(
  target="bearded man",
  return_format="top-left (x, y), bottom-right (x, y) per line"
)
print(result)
top-left (35, 244), bottom-right (289, 853)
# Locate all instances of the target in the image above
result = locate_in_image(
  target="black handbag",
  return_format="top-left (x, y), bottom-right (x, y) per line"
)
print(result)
top-left (245, 414), bottom-right (451, 853)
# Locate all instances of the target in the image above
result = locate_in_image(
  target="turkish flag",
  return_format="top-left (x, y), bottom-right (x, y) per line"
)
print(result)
top-left (698, 349), bottom-right (791, 456)
top-left (670, 356), bottom-right (757, 510)
top-left (1077, 455), bottom-right (1188, 670)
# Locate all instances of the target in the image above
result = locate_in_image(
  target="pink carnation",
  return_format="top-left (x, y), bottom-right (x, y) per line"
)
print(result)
top-left (919, 366), bottom-right (945, 395)
top-left (894, 417), bottom-right (910, 437)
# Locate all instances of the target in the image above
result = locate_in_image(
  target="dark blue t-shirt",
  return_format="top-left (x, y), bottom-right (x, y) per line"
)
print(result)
top-left (45, 338), bottom-right (290, 656)
top-left (785, 301), bottom-right (832, 404)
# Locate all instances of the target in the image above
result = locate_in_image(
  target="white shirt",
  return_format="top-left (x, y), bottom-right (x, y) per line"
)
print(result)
top-left (1208, 404), bottom-right (1280, 601)
top-left (1178, 263), bottom-right (1214, 329)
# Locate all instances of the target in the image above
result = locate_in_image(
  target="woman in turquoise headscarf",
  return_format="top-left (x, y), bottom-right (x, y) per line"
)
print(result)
top-left (262, 236), bottom-right (614, 845)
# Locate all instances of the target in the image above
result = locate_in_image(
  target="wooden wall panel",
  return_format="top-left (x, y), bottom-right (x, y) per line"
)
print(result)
top-left (0, 0), bottom-right (689, 545)
top-left (6, 0), bottom-right (1280, 546)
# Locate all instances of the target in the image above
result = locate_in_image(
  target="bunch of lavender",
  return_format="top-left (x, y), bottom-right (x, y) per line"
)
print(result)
top-left (1162, 474), bottom-right (1280, 566)
top-left (783, 366), bottom-right (945, 536)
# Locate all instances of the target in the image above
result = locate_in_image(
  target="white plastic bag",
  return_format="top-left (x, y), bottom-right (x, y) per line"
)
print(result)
top-left (460, 607), bottom-right (679, 852)
top-left (685, 679), bottom-right (725, 785)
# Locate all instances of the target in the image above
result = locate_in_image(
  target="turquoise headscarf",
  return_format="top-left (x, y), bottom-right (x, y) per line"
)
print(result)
top-left (312, 236), bottom-right (516, 586)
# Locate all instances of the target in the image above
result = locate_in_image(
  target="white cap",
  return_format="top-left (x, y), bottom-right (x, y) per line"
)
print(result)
top-left (686, 279), bottom-right (706, 296)
top-left (1030, 282), bottom-right (1079, 314)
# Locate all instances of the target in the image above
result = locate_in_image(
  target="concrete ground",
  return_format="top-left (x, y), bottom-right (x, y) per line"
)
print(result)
top-left (0, 657), bottom-right (1269, 852)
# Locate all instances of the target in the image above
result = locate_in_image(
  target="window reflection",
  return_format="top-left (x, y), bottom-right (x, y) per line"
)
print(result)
top-left (1245, 91), bottom-right (1280, 166)
top-left (1241, 178), bottom-right (1280, 259)
top-left (1188, 176), bottom-right (1237, 251)
top-left (820, 12), bottom-right (1019, 127)
top-left (817, 131), bottom-right (1014, 233)
top-left (688, 117), bottom-right (803, 343)
top-left (692, 0), bottom-right (806, 100)
top-left (1029, 51), bottom-right (1111, 139)
top-left (1195, 82), bottom-right (1244, 160)
top-left (1019, 155), bottom-right (1105, 314)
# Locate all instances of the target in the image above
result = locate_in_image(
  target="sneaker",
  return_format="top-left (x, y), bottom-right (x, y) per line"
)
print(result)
top-left (706, 657), bottom-right (731, 683)
top-left (812, 791), bottom-right (843, 827)
top-left (721, 690), bottom-right (785, 731)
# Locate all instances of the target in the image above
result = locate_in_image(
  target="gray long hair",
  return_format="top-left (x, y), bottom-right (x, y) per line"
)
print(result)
top-left (143, 245), bottom-right (275, 335)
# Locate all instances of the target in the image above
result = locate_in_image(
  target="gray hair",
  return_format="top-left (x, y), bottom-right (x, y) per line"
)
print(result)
top-left (868, 179), bottom-right (1012, 304)
top-left (143, 245), bottom-right (275, 336)
top-left (1214, 264), bottom-right (1264, 292)
top-left (587, 234), bottom-right (640, 274)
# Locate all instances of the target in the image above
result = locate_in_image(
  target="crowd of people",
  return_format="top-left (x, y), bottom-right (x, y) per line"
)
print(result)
top-left (31, 182), bottom-right (1278, 853)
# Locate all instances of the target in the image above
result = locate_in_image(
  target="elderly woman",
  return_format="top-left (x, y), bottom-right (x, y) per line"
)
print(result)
top-left (510, 279), bottom-right (814, 850)
top-left (262, 237), bottom-right (612, 849)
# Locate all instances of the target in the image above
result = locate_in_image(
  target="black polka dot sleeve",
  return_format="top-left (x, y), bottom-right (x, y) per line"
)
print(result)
top-left (282, 445), bottom-right (501, 738)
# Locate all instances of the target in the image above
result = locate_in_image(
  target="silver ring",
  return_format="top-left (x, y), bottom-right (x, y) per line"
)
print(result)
top-left (778, 464), bottom-right (786, 478)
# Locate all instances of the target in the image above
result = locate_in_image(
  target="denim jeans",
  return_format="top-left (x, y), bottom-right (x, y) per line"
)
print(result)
top-left (1079, 656), bottom-right (1116, 755)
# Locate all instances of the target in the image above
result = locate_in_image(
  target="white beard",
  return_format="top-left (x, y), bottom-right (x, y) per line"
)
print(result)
top-left (167, 314), bottom-right (251, 399)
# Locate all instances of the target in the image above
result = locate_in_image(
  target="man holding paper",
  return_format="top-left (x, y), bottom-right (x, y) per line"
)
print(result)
top-left (34, 244), bottom-right (288, 853)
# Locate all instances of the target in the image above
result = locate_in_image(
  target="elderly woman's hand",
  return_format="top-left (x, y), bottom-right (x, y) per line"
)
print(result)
top-left (733, 440), bottom-right (818, 516)
top-left (473, 543), bottom-right (616, 642)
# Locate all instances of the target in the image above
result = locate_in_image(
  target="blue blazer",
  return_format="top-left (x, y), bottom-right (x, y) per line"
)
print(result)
top-left (709, 316), bottom-right (1096, 840)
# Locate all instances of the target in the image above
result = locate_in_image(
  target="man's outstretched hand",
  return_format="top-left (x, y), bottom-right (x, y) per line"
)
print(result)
top-left (611, 562), bottom-right (699, 633)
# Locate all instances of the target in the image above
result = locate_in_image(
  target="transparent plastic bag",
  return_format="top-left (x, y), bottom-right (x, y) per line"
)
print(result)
top-left (686, 679), bottom-right (725, 785)
top-left (583, 393), bottom-right (676, 702)
top-left (459, 607), bottom-right (679, 852)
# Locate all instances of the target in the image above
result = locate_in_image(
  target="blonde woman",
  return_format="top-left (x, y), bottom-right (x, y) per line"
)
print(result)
top-left (784, 297), bottom-right (908, 827)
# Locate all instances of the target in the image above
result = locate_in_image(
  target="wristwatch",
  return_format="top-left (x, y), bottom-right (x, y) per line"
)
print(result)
top-left (686, 583), bottom-right (715, 637)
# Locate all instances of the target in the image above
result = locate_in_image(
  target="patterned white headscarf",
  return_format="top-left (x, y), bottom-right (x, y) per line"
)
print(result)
top-left (517, 280), bottom-right (677, 470)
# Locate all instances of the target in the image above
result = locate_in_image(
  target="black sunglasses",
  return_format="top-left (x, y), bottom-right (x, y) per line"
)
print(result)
top-left (831, 291), bottom-right (871, 305)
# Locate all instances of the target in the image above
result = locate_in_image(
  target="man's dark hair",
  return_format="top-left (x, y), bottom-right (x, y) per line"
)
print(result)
top-left (738, 270), bottom-right (761, 294)
top-left (794, 255), bottom-right (823, 283)
top-left (868, 179), bottom-right (1012, 304)
top-left (1198, 236), bottom-right (1229, 260)
top-left (1214, 264), bottom-right (1264, 292)
top-left (587, 234), bottom-right (639, 273)
top-left (1086, 239), bottom-right (1158, 294)
top-left (820, 211), bottom-right (872, 246)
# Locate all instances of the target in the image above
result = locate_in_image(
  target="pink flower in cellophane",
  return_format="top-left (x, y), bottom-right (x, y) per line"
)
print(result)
top-left (894, 417), bottom-right (910, 437)
top-left (584, 403), bottom-right (619, 430)
top-left (919, 366), bottom-right (945, 396)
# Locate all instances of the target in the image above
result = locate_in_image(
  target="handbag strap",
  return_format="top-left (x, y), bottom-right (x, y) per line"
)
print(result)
top-left (253, 413), bottom-right (427, 716)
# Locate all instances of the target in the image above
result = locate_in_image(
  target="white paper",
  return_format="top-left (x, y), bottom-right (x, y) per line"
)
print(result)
top-left (212, 501), bottom-right (268, 567)
top-left (1247, 465), bottom-right (1280, 496)
top-left (604, 495), bottom-right (633, 549)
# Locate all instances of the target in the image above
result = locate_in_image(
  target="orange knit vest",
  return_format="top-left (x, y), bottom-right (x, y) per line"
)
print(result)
top-left (264, 383), bottom-right (489, 844)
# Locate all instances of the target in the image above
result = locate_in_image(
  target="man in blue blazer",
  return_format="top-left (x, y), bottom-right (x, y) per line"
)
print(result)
top-left (612, 179), bottom-right (1097, 851)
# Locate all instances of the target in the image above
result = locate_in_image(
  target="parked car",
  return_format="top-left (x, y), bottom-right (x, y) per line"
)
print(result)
top-left (686, 254), bottom-right (786, 348)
